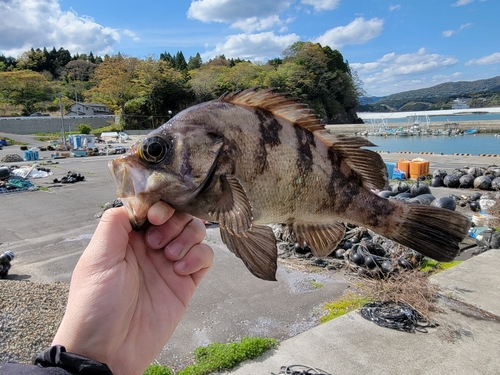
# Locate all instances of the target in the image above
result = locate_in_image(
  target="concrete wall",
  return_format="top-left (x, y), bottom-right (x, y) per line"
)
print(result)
top-left (0, 116), bottom-right (116, 135)
top-left (326, 120), bottom-right (500, 135)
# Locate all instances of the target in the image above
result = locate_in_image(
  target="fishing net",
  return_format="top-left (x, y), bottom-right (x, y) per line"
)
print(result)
top-left (273, 364), bottom-right (332, 375)
top-left (360, 301), bottom-right (435, 333)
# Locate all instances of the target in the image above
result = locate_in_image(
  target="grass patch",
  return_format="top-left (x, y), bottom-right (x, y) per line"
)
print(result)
top-left (1, 137), bottom-right (26, 146)
top-left (143, 365), bottom-right (174, 375)
top-left (309, 280), bottom-right (323, 289)
top-left (320, 292), bottom-right (371, 323)
top-left (176, 337), bottom-right (277, 375)
top-left (38, 186), bottom-right (50, 191)
top-left (419, 259), bottom-right (462, 273)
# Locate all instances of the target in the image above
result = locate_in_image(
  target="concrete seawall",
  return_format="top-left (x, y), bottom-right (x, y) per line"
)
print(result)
top-left (326, 120), bottom-right (500, 135)
top-left (2, 116), bottom-right (500, 136)
top-left (0, 116), bottom-right (115, 135)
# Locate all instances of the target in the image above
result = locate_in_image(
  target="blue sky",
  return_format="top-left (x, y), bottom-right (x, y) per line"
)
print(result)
top-left (1, 0), bottom-right (498, 96)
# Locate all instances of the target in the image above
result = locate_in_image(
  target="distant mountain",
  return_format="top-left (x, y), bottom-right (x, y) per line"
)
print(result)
top-left (358, 96), bottom-right (382, 105)
top-left (358, 76), bottom-right (500, 112)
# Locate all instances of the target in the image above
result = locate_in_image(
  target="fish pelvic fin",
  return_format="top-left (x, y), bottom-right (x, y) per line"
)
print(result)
top-left (220, 88), bottom-right (323, 133)
top-left (210, 175), bottom-right (253, 235)
top-left (293, 221), bottom-right (346, 257)
top-left (220, 225), bottom-right (278, 281)
top-left (388, 202), bottom-right (471, 261)
top-left (315, 132), bottom-right (388, 191)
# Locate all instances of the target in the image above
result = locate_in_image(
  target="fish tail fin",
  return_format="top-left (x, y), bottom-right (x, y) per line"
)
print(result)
top-left (387, 202), bottom-right (471, 261)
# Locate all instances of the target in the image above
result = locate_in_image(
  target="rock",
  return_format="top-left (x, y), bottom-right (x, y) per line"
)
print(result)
top-left (1, 154), bottom-right (23, 163)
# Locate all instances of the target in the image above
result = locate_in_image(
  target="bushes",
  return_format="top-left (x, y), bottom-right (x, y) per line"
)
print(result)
top-left (77, 123), bottom-right (92, 134)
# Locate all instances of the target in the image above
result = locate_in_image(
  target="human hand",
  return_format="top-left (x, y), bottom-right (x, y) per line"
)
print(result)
top-left (52, 202), bottom-right (214, 374)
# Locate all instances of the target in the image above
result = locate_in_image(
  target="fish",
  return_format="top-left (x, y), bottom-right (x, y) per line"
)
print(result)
top-left (108, 88), bottom-right (471, 281)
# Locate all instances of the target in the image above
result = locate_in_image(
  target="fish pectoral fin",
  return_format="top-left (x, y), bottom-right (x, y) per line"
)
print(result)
top-left (210, 175), bottom-right (253, 235)
top-left (220, 225), bottom-right (277, 281)
top-left (293, 221), bottom-right (346, 257)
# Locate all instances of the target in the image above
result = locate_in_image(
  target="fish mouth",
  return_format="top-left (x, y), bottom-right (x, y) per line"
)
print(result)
top-left (119, 197), bottom-right (149, 231)
top-left (108, 158), bottom-right (158, 231)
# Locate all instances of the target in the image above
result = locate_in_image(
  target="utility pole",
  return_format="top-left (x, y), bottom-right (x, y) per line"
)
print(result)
top-left (58, 93), bottom-right (66, 150)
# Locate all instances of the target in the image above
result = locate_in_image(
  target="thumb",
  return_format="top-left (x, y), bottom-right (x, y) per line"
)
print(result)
top-left (83, 207), bottom-right (133, 268)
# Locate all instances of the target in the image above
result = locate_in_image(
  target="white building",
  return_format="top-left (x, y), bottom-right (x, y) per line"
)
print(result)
top-left (452, 98), bottom-right (469, 110)
top-left (67, 103), bottom-right (113, 116)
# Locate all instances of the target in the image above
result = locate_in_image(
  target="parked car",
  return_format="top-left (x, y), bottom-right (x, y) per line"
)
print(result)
top-left (118, 132), bottom-right (130, 140)
top-left (114, 146), bottom-right (127, 154)
top-left (99, 145), bottom-right (116, 155)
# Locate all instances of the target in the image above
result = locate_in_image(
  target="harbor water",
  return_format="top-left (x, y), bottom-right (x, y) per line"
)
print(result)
top-left (365, 133), bottom-right (500, 155)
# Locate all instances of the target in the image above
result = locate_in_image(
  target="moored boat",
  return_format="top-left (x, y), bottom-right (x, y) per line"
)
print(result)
top-left (463, 128), bottom-right (478, 135)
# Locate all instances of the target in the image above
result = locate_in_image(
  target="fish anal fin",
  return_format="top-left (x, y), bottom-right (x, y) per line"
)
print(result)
top-left (220, 225), bottom-right (277, 281)
top-left (210, 175), bottom-right (253, 235)
top-left (293, 221), bottom-right (346, 257)
top-left (315, 131), bottom-right (388, 191)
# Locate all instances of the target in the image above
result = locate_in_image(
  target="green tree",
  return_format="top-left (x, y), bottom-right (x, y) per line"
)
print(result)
top-left (63, 60), bottom-right (96, 81)
top-left (126, 58), bottom-right (191, 128)
top-left (188, 64), bottom-right (230, 101)
top-left (222, 61), bottom-right (266, 91)
top-left (0, 55), bottom-right (17, 71)
top-left (86, 54), bottom-right (139, 114)
top-left (77, 123), bottom-right (92, 134)
top-left (187, 53), bottom-right (202, 70)
top-left (0, 70), bottom-right (54, 115)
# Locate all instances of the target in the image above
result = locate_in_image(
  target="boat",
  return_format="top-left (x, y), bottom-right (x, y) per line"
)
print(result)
top-left (395, 126), bottom-right (409, 137)
top-left (406, 114), bottom-right (431, 136)
top-left (463, 128), bottom-right (478, 135)
top-left (366, 118), bottom-right (393, 136)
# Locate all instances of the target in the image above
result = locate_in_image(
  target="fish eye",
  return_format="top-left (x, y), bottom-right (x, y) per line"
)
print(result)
top-left (140, 136), bottom-right (170, 163)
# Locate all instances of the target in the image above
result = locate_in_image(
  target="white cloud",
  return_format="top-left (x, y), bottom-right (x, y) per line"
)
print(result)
top-left (352, 48), bottom-right (459, 95)
top-left (231, 15), bottom-right (286, 33)
top-left (0, 0), bottom-right (124, 57)
top-left (466, 52), bottom-right (500, 66)
top-left (388, 4), bottom-right (401, 11)
top-left (442, 22), bottom-right (473, 37)
top-left (300, 0), bottom-right (341, 12)
top-left (314, 17), bottom-right (384, 49)
top-left (187, 0), bottom-right (292, 32)
top-left (452, 0), bottom-right (474, 6)
top-left (123, 30), bottom-right (141, 42)
top-left (201, 32), bottom-right (300, 62)
top-left (432, 72), bottom-right (463, 82)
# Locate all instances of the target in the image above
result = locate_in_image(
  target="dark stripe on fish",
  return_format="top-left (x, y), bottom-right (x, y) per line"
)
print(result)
top-left (254, 109), bottom-right (283, 175)
top-left (327, 148), bottom-right (362, 213)
top-left (294, 125), bottom-right (315, 174)
top-left (180, 143), bottom-right (192, 177)
top-left (257, 109), bottom-right (282, 148)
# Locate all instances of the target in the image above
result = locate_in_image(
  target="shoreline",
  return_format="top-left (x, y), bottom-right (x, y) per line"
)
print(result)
top-left (326, 119), bottom-right (500, 135)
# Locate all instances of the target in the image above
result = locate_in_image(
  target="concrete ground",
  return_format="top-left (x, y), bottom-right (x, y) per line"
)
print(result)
top-left (1, 133), bottom-right (499, 371)
top-left (0, 134), bottom-right (347, 369)
top-left (220, 249), bottom-right (500, 375)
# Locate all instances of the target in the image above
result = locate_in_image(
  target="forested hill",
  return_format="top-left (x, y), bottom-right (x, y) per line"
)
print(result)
top-left (359, 76), bottom-right (500, 112)
top-left (386, 76), bottom-right (500, 100)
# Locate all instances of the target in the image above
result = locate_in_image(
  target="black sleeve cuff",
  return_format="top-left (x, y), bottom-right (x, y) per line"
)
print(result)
top-left (34, 345), bottom-right (113, 374)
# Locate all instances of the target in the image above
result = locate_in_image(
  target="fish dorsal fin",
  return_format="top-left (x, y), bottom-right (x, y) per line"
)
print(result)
top-left (221, 88), bottom-right (324, 133)
top-left (315, 132), bottom-right (388, 191)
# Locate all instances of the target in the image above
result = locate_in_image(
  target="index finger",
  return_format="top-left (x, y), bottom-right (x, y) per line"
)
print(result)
top-left (147, 201), bottom-right (175, 226)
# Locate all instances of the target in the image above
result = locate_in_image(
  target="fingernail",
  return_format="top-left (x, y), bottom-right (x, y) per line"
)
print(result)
top-left (166, 242), bottom-right (183, 257)
top-left (147, 228), bottom-right (163, 248)
top-left (175, 260), bottom-right (186, 273)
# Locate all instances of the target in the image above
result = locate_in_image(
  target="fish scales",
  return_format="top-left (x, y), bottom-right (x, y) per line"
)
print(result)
top-left (109, 88), bottom-right (471, 281)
